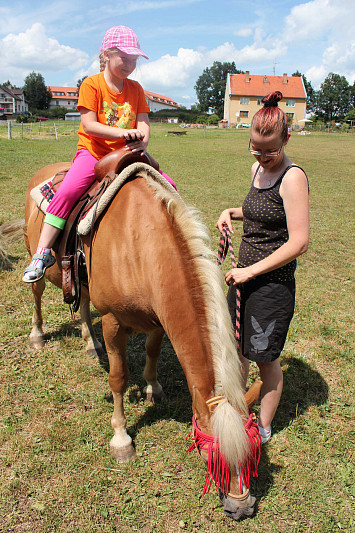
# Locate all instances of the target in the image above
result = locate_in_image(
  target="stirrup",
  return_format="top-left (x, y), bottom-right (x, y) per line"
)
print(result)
top-left (22, 252), bottom-right (56, 283)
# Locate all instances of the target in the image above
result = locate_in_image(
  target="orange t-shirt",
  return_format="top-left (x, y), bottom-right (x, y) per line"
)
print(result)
top-left (77, 72), bottom-right (150, 159)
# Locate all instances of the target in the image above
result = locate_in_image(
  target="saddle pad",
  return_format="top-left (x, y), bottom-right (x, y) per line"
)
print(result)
top-left (77, 162), bottom-right (179, 236)
top-left (30, 176), bottom-right (58, 213)
top-left (29, 163), bottom-right (180, 236)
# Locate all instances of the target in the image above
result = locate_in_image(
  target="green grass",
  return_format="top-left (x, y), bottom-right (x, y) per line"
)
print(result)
top-left (0, 125), bottom-right (354, 532)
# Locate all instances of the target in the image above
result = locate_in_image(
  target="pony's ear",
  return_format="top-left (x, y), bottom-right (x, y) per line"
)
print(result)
top-left (192, 386), bottom-right (212, 430)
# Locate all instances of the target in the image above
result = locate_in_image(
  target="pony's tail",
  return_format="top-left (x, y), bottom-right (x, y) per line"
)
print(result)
top-left (0, 218), bottom-right (25, 270)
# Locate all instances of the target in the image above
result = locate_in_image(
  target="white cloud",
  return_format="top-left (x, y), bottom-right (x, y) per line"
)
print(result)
top-left (283, 0), bottom-right (346, 41)
top-left (283, 0), bottom-right (355, 87)
top-left (234, 28), bottom-right (253, 38)
top-left (0, 23), bottom-right (89, 85)
top-left (127, 38), bottom-right (287, 95)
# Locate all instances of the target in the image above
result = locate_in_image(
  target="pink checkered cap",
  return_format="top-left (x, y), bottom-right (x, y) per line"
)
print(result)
top-left (101, 26), bottom-right (148, 59)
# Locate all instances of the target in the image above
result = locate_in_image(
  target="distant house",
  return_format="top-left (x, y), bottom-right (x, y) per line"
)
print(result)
top-left (48, 86), bottom-right (79, 110)
top-left (0, 85), bottom-right (28, 116)
top-left (144, 90), bottom-right (181, 112)
top-left (48, 86), bottom-right (180, 115)
top-left (224, 72), bottom-right (306, 127)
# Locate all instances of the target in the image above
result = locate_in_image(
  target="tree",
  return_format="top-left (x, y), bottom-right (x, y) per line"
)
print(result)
top-left (195, 62), bottom-right (243, 118)
top-left (344, 108), bottom-right (355, 122)
top-left (314, 73), bottom-right (352, 122)
top-left (292, 71), bottom-right (316, 112)
top-left (23, 72), bottom-right (52, 111)
top-left (77, 76), bottom-right (87, 91)
top-left (1, 80), bottom-right (13, 89)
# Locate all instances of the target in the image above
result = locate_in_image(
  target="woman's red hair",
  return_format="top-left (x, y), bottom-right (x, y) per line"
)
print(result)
top-left (251, 91), bottom-right (288, 140)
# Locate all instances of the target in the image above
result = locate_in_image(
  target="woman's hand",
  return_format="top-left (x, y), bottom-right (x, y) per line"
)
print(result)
top-left (216, 209), bottom-right (233, 233)
top-left (225, 266), bottom-right (254, 285)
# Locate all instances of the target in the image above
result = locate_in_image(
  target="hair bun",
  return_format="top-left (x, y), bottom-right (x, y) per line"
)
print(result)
top-left (262, 91), bottom-right (283, 108)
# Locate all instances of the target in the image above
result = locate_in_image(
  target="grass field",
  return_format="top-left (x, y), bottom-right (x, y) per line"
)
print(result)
top-left (0, 125), bottom-right (354, 532)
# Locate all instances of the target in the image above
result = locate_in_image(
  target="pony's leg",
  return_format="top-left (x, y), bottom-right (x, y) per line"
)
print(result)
top-left (79, 288), bottom-right (105, 359)
top-left (102, 313), bottom-right (135, 462)
top-left (143, 328), bottom-right (165, 402)
top-left (30, 278), bottom-right (46, 349)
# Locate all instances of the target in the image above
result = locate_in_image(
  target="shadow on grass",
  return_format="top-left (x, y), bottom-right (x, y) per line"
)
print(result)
top-left (276, 355), bottom-right (329, 432)
top-left (248, 355), bottom-right (329, 505)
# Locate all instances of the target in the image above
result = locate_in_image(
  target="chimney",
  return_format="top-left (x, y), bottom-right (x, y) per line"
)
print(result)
top-left (263, 75), bottom-right (269, 83)
top-left (245, 71), bottom-right (250, 82)
top-left (283, 73), bottom-right (288, 84)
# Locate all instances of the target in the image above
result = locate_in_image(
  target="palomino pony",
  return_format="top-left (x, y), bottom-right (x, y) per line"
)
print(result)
top-left (24, 160), bottom-right (261, 520)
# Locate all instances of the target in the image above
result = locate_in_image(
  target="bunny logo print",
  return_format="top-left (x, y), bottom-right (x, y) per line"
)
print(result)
top-left (250, 316), bottom-right (276, 354)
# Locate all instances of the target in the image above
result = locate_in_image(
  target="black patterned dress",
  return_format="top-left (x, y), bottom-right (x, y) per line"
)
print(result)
top-left (227, 164), bottom-right (307, 362)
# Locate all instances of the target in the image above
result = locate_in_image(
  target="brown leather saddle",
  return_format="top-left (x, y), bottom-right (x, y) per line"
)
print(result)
top-left (52, 148), bottom-right (159, 311)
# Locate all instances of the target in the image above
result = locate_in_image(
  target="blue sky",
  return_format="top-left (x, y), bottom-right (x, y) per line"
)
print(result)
top-left (0, 0), bottom-right (354, 108)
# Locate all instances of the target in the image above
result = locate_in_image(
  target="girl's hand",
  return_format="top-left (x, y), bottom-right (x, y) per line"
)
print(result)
top-left (124, 129), bottom-right (147, 155)
top-left (216, 209), bottom-right (233, 233)
top-left (225, 267), bottom-right (254, 285)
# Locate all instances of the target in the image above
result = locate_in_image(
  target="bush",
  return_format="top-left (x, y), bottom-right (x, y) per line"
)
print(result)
top-left (207, 113), bottom-right (219, 125)
top-left (16, 115), bottom-right (30, 123)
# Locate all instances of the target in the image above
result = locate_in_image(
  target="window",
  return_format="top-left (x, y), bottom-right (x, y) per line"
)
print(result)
top-left (240, 97), bottom-right (250, 105)
top-left (286, 99), bottom-right (295, 107)
top-left (240, 110), bottom-right (249, 117)
top-left (286, 113), bottom-right (294, 119)
top-left (257, 99), bottom-right (263, 105)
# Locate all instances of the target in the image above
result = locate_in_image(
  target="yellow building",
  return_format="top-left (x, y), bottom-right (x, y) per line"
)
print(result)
top-left (224, 71), bottom-right (307, 128)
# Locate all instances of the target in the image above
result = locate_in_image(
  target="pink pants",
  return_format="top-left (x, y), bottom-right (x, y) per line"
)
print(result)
top-left (46, 149), bottom-right (177, 225)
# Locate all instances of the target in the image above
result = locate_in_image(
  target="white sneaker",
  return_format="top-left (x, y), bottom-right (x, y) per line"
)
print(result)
top-left (257, 419), bottom-right (271, 444)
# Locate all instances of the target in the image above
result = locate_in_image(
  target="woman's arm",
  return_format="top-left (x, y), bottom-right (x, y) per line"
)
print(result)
top-left (216, 207), bottom-right (243, 233)
top-left (225, 167), bottom-right (309, 285)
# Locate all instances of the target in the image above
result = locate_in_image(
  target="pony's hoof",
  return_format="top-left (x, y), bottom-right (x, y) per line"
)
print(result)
top-left (221, 493), bottom-right (256, 521)
top-left (110, 444), bottom-right (136, 463)
top-left (224, 505), bottom-right (255, 521)
top-left (143, 385), bottom-right (166, 404)
top-left (30, 337), bottom-right (45, 350)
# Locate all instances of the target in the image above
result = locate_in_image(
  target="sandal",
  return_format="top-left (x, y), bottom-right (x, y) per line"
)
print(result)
top-left (22, 252), bottom-right (56, 283)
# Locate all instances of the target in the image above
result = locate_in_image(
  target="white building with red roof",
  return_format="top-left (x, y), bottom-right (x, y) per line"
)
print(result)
top-left (144, 90), bottom-right (181, 112)
top-left (48, 86), bottom-right (79, 109)
top-left (48, 86), bottom-right (180, 114)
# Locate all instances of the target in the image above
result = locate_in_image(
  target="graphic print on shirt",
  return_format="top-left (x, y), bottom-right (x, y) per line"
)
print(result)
top-left (250, 316), bottom-right (276, 353)
top-left (102, 101), bottom-right (136, 128)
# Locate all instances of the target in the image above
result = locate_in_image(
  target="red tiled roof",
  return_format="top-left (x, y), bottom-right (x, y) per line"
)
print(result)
top-left (229, 74), bottom-right (306, 99)
top-left (144, 90), bottom-right (180, 108)
top-left (48, 86), bottom-right (78, 99)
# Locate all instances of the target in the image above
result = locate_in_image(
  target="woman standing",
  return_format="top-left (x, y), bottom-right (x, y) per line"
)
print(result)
top-left (216, 91), bottom-right (309, 443)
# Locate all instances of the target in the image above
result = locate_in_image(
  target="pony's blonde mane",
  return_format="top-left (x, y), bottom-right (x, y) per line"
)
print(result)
top-left (140, 170), bottom-right (250, 467)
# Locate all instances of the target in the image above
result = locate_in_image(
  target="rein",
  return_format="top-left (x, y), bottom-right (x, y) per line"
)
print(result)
top-left (217, 226), bottom-right (241, 348)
